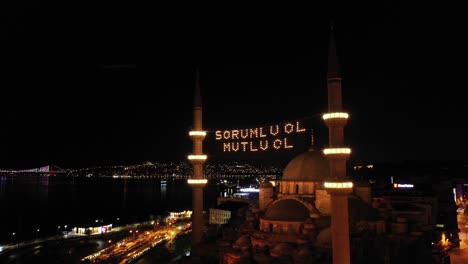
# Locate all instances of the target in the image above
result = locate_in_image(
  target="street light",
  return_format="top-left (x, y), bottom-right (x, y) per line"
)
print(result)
top-left (36, 229), bottom-right (40, 239)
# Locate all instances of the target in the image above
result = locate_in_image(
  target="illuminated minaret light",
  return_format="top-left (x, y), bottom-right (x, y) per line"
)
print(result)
top-left (322, 21), bottom-right (353, 264)
top-left (187, 68), bottom-right (207, 251)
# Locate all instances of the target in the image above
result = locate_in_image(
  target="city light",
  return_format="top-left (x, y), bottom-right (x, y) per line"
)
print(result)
top-left (239, 187), bottom-right (260, 192)
top-left (393, 183), bottom-right (414, 188)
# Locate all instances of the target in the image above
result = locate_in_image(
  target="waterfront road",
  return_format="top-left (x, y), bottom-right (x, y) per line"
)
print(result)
top-left (81, 222), bottom-right (191, 264)
top-left (0, 223), bottom-right (154, 264)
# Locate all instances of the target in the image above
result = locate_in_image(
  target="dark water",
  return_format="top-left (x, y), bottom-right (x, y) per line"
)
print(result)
top-left (0, 175), bottom-right (220, 244)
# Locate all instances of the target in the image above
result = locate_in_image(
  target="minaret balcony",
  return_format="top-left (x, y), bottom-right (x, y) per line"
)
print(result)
top-left (188, 155), bottom-right (207, 160)
top-left (189, 131), bottom-right (207, 138)
top-left (187, 155), bottom-right (207, 164)
top-left (324, 181), bottom-right (353, 188)
top-left (323, 147), bottom-right (351, 155)
top-left (324, 181), bottom-right (353, 194)
top-left (187, 179), bottom-right (208, 185)
top-left (323, 112), bottom-right (349, 127)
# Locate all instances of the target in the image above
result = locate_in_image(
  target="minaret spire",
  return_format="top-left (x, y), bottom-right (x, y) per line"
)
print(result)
top-left (194, 67), bottom-right (202, 108)
top-left (327, 20), bottom-right (341, 79)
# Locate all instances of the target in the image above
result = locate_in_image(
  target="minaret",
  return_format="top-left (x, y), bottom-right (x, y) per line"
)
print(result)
top-left (322, 22), bottom-right (353, 264)
top-left (187, 68), bottom-right (208, 251)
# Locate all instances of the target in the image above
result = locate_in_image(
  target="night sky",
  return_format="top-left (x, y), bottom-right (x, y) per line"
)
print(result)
top-left (0, 2), bottom-right (462, 169)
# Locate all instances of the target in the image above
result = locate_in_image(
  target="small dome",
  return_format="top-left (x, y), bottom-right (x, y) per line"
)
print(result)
top-left (233, 235), bottom-right (251, 251)
top-left (271, 242), bottom-right (294, 257)
top-left (293, 245), bottom-right (314, 263)
top-left (310, 206), bottom-right (321, 219)
top-left (315, 227), bottom-right (331, 247)
top-left (264, 199), bottom-right (309, 221)
top-left (282, 149), bottom-right (329, 181)
top-left (234, 235), bottom-right (251, 246)
top-left (259, 181), bottom-right (274, 188)
top-left (296, 246), bottom-right (312, 257)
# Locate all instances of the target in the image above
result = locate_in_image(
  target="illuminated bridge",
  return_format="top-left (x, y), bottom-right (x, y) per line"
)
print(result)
top-left (0, 165), bottom-right (69, 176)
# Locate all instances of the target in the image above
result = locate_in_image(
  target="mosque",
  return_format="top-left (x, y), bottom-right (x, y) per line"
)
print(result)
top-left (217, 143), bottom-right (381, 263)
top-left (186, 21), bottom-right (442, 264)
top-left (215, 24), bottom-right (382, 264)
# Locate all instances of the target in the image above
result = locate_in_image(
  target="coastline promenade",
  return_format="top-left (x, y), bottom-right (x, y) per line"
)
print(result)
top-left (0, 222), bottom-right (155, 264)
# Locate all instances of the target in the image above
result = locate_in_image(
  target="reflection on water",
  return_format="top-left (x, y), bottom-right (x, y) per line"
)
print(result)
top-left (0, 175), bottom-right (220, 244)
top-left (161, 181), bottom-right (167, 201)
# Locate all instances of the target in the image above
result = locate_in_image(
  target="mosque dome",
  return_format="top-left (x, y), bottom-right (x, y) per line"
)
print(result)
top-left (282, 148), bottom-right (329, 181)
top-left (264, 199), bottom-right (309, 221)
